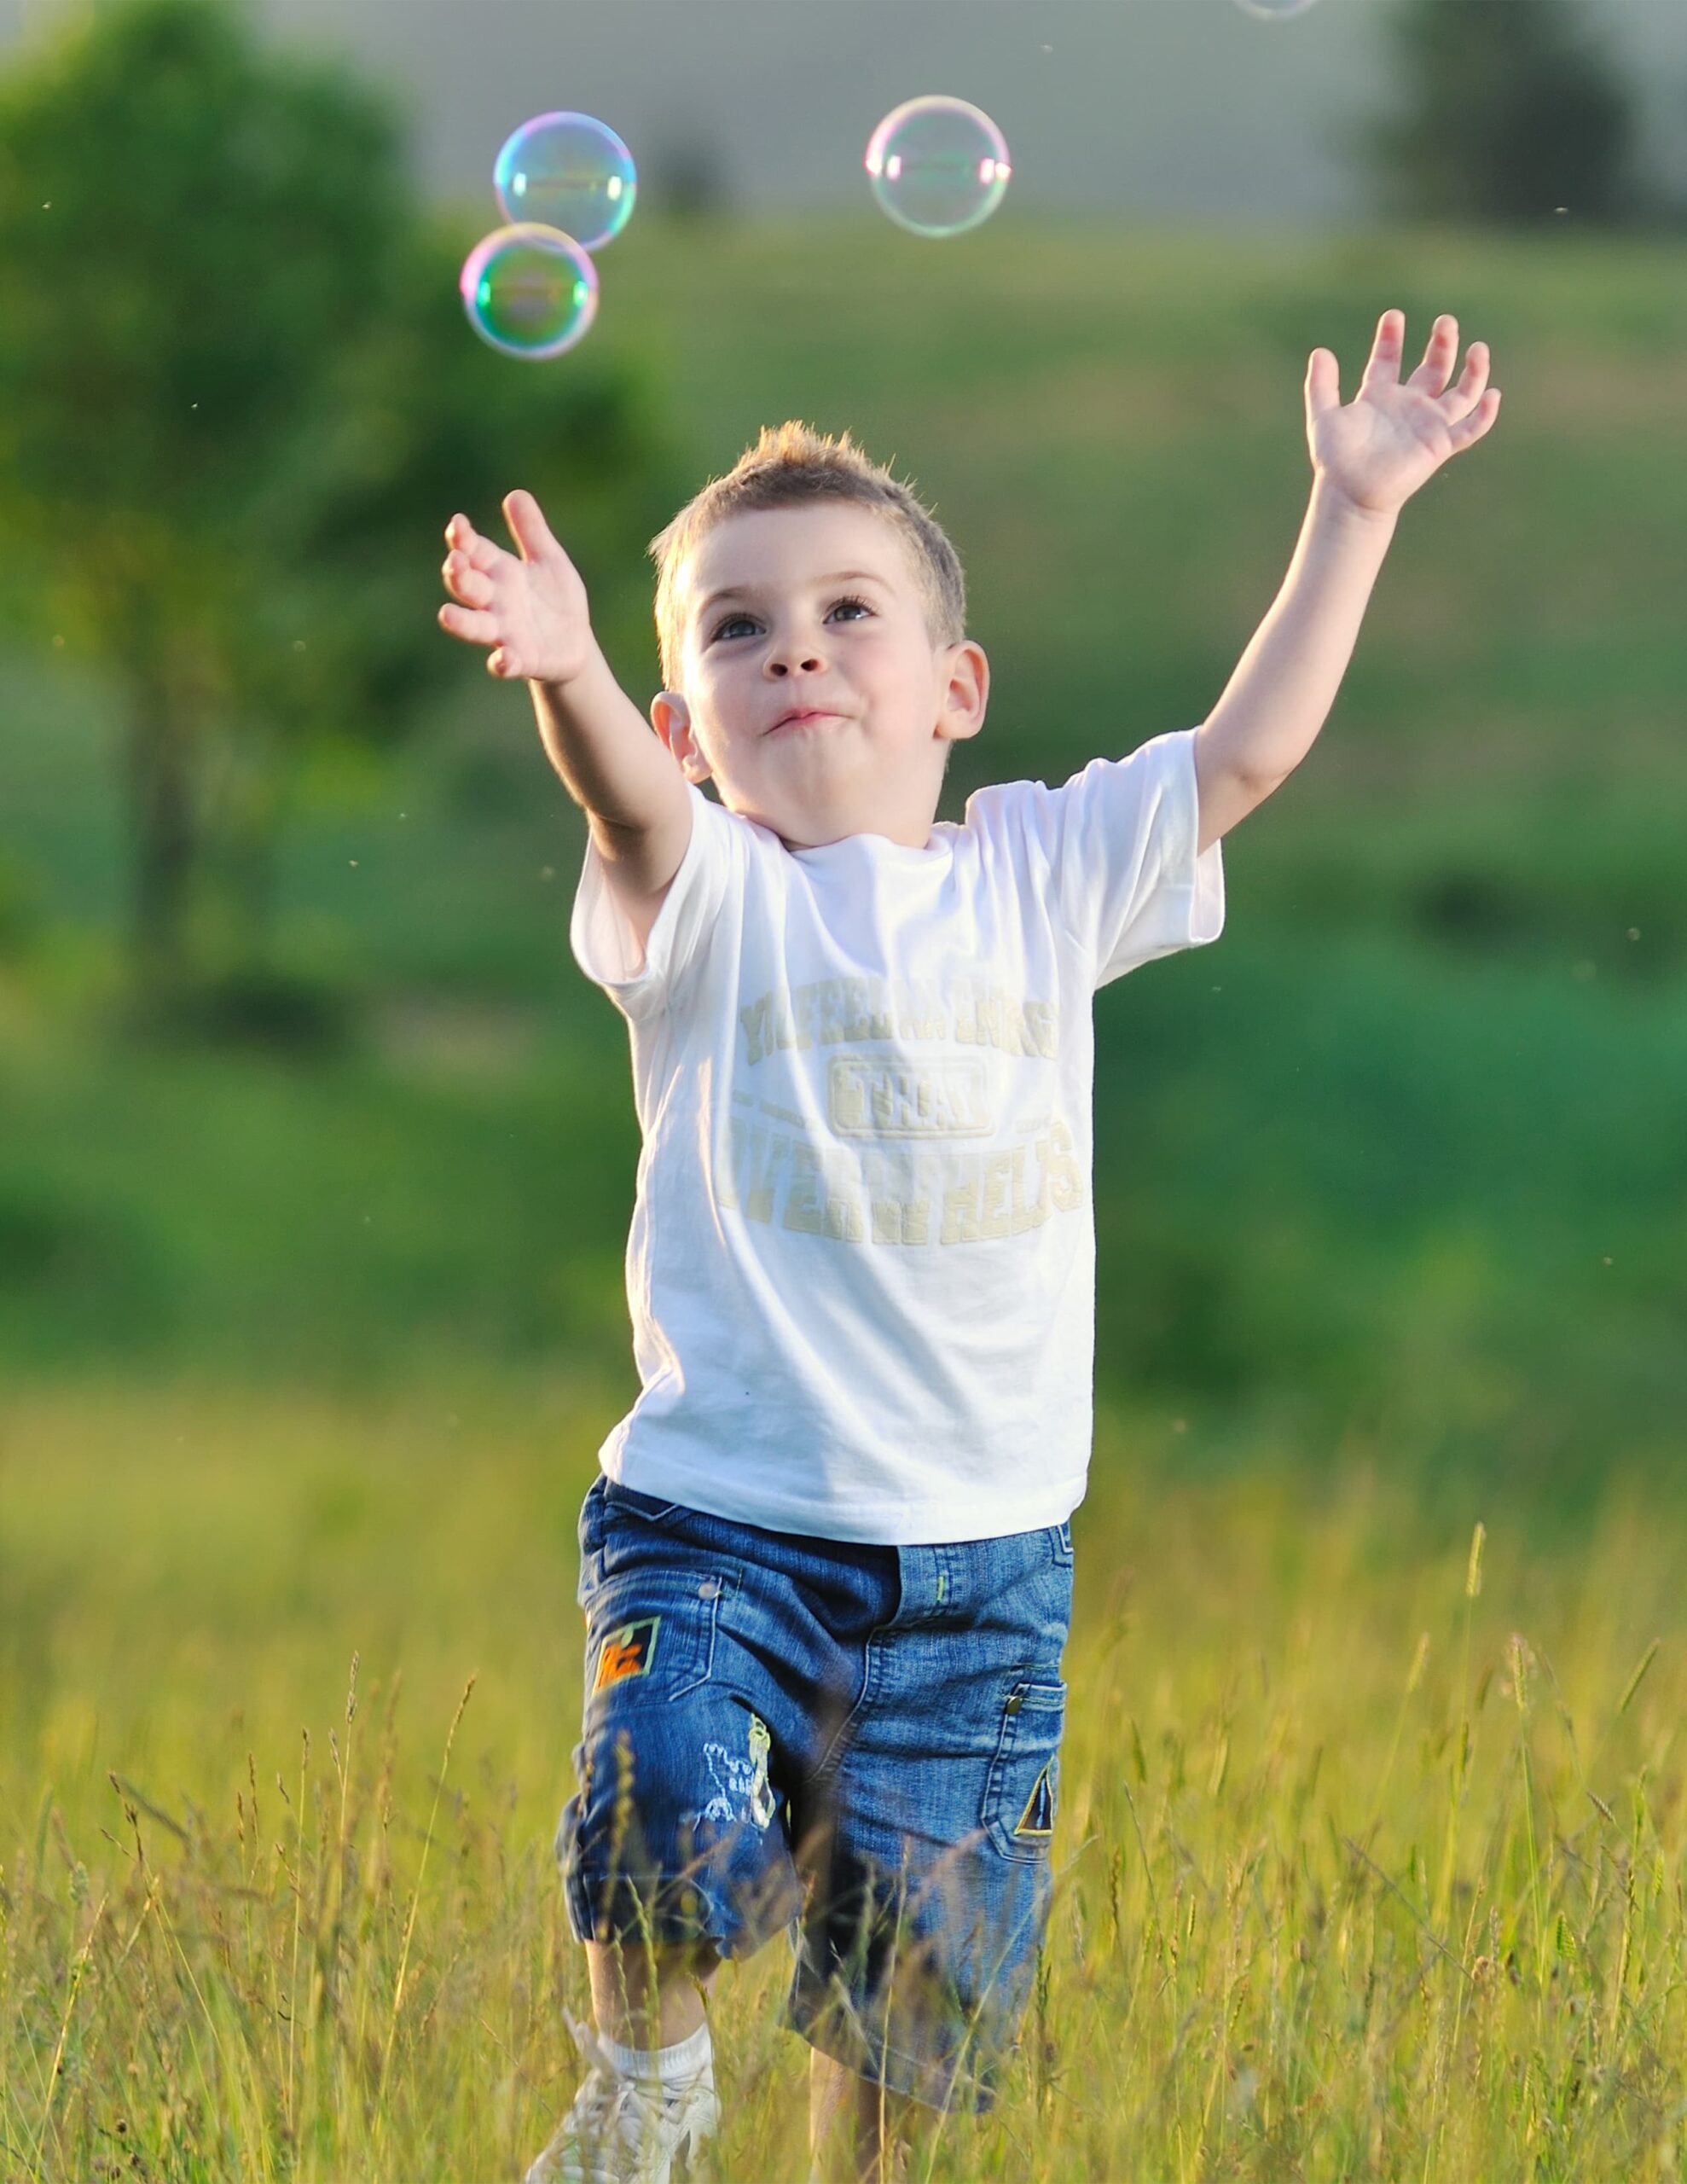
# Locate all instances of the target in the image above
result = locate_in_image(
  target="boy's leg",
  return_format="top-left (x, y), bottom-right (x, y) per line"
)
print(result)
top-left (809, 2048), bottom-right (934, 2184)
top-left (560, 1478), bottom-right (806, 1988)
top-left (787, 1520), bottom-right (1074, 2126)
top-left (586, 1936), bottom-right (719, 2048)
top-left (532, 1478), bottom-right (809, 2180)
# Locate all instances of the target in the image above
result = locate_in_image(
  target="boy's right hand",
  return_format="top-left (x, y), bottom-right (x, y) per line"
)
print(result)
top-left (438, 489), bottom-right (597, 686)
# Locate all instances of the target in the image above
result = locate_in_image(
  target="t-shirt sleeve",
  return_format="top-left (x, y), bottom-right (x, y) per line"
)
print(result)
top-left (1023, 725), bottom-right (1226, 989)
top-left (568, 781), bottom-right (739, 1021)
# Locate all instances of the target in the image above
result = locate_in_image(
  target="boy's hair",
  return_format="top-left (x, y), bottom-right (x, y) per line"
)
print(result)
top-left (648, 421), bottom-right (968, 695)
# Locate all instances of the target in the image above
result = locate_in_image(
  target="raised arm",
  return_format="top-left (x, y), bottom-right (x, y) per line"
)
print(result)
top-left (439, 491), bottom-right (692, 942)
top-left (1193, 311), bottom-right (1502, 855)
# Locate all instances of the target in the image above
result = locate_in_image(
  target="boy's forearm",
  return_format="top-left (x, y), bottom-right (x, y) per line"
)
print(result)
top-left (528, 646), bottom-right (683, 833)
top-left (1201, 477), bottom-right (1397, 789)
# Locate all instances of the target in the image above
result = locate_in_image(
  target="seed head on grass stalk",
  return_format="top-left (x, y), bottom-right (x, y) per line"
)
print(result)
top-left (1508, 1632), bottom-right (1546, 1997)
top-left (284, 1725), bottom-right (309, 2140)
top-left (1435, 1521), bottom-right (1487, 1934)
top-left (370, 1671), bottom-right (477, 2157)
top-left (1362, 1629), bottom-right (1433, 1842)
top-left (27, 1888), bottom-right (107, 2176)
top-left (1616, 1638), bottom-right (1660, 1720)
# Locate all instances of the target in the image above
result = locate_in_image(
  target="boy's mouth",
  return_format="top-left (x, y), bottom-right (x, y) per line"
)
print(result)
top-left (768, 707), bottom-right (842, 735)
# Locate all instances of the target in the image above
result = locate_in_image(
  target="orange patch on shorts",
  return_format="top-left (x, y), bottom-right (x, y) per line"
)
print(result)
top-left (593, 1616), bottom-right (660, 1692)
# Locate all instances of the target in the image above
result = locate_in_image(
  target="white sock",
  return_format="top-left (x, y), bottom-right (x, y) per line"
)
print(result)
top-left (602, 2018), bottom-right (713, 2099)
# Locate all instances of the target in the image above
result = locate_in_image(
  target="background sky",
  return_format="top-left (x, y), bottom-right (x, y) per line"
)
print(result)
top-left (4, 0), bottom-right (1686, 224)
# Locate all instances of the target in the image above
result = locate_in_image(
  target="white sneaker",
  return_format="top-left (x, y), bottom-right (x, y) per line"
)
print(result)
top-left (524, 2013), bottom-right (720, 2184)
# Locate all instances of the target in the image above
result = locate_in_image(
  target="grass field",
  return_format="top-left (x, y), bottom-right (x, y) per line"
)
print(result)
top-left (2, 218), bottom-right (1684, 2175)
top-left (3, 1383), bottom-right (1683, 2178)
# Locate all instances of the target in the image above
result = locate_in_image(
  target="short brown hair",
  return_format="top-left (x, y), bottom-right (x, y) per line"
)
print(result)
top-left (648, 421), bottom-right (967, 693)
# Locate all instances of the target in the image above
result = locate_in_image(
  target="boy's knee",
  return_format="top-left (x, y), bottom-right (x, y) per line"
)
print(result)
top-left (555, 1795), bottom-right (797, 1960)
top-left (554, 1706), bottom-right (803, 1958)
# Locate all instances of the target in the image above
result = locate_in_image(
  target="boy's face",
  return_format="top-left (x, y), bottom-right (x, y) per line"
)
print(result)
top-left (651, 502), bottom-right (987, 851)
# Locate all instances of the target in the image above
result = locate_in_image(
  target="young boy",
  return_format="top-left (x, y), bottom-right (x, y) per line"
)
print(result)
top-left (438, 308), bottom-right (1499, 2182)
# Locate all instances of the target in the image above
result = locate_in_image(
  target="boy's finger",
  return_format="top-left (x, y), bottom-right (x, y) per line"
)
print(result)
top-left (1446, 389), bottom-right (1500, 451)
top-left (444, 535), bottom-right (501, 584)
top-left (438, 601), bottom-right (499, 645)
top-left (1357, 308), bottom-right (1405, 395)
top-left (1305, 347), bottom-right (1340, 421)
top-left (1441, 340), bottom-right (1490, 425)
top-left (1406, 313), bottom-right (1458, 396)
top-left (443, 555), bottom-right (491, 606)
top-left (504, 487), bottom-right (559, 563)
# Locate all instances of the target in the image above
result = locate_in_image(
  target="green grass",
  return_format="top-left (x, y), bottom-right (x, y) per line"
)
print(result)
top-left (3, 1383), bottom-right (1683, 2178)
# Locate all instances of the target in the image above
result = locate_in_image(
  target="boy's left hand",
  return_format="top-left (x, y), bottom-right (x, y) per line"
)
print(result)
top-left (1307, 310), bottom-right (1502, 519)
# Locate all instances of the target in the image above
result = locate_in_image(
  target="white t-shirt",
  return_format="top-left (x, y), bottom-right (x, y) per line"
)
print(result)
top-left (568, 724), bottom-right (1225, 1545)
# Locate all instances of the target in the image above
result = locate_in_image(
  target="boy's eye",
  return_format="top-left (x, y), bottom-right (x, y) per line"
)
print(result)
top-left (709, 595), bottom-right (873, 643)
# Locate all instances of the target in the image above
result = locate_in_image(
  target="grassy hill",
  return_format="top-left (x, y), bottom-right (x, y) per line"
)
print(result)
top-left (2, 218), bottom-right (1684, 1513)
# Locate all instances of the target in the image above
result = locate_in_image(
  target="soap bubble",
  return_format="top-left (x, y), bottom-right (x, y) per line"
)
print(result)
top-left (865, 96), bottom-right (1011, 238)
top-left (1232, 0), bottom-right (1320, 17)
top-left (460, 225), bottom-right (599, 359)
top-left (493, 112), bottom-right (636, 252)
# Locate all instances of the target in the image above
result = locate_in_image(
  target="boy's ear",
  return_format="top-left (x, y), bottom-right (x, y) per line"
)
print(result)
top-left (938, 639), bottom-right (988, 746)
top-left (651, 690), bottom-right (711, 784)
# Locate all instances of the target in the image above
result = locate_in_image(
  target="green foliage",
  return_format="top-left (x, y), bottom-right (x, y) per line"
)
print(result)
top-left (0, 0), bottom-right (412, 647)
top-left (1368, 0), bottom-right (1640, 225)
top-left (0, 847), bottom-right (44, 953)
top-left (0, 0), bottom-right (680, 992)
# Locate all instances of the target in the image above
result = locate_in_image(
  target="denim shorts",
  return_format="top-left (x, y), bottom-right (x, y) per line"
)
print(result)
top-left (553, 1475), bottom-right (1074, 2110)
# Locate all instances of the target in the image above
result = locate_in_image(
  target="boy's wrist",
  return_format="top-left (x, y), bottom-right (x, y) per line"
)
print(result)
top-left (1307, 471), bottom-right (1401, 540)
top-left (534, 636), bottom-right (614, 706)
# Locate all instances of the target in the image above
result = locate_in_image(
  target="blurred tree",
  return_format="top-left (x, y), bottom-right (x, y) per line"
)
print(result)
top-left (1369, 0), bottom-right (1638, 224)
top-left (0, 0), bottom-right (677, 1032)
top-left (646, 132), bottom-right (733, 222)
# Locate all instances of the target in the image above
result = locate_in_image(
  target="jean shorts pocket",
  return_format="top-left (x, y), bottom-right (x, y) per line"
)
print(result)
top-left (982, 1679), bottom-right (1065, 1863)
top-left (583, 1563), bottom-right (738, 1705)
top-left (1051, 1520), bottom-right (1074, 1567)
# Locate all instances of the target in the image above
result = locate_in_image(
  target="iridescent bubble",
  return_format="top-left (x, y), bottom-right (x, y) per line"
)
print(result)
top-left (1232, 0), bottom-right (1320, 17)
top-left (865, 96), bottom-right (1011, 238)
top-left (459, 225), bottom-right (599, 360)
top-left (493, 112), bottom-right (636, 252)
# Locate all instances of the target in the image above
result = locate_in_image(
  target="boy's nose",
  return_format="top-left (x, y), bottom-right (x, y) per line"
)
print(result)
top-left (769, 653), bottom-right (823, 675)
